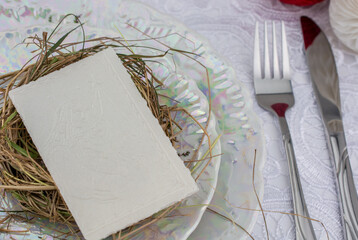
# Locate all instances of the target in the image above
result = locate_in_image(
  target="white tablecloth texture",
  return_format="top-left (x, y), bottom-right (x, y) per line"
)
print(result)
top-left (139, 0), bottom-right (358, 239)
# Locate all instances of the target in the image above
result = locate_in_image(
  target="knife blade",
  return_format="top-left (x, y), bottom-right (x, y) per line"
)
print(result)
top-left (301, 16), bottom-right (358, 240)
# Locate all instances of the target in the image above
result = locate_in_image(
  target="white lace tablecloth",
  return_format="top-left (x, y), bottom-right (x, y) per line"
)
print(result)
top-left (139, 0), bottom-right (358, 239)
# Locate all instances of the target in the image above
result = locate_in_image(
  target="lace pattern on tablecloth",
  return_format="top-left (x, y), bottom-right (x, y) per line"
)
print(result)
top-left (139, 0), bottom-right (358, 239)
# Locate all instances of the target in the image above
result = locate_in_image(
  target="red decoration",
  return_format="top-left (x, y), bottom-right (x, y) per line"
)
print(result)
top-left (300, 16), bottom-right (321, 49)
top-left (271, 103), bottom-right (289, 117)
top-left (280, 0), bottom-right (324, 6)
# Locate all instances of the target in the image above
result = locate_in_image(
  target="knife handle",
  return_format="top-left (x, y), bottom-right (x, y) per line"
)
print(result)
top-left (330, 133), bottom-right (358, 240)
top-left (278, 117), bottom-right (317, 240)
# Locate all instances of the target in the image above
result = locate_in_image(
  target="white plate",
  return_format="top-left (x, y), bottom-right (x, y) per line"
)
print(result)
top-left (0, 0), bottom-right (265, 239)
top-left (110, 2), bottom-right (266, 239)
top-left (0, 1), bottom-right (221, 240)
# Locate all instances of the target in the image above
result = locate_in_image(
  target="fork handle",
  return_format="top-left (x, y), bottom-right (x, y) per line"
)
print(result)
top-left (278, 116), bottom-right (317, 240)
top-left (329, 133), bottom-right (358, 240)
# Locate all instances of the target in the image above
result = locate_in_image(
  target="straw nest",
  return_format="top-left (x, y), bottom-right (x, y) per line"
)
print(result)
top-left (0, 16), bottom-right (213, 238)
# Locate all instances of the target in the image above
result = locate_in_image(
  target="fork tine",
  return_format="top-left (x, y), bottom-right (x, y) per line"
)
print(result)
top-left (281, 21), bottom-right (290, 80)
top-left (264, 21), bottom-right (271, 79)
top-left (254, 22), bottom-right (262, 79)
top-left (272, 22), bottom-right (280, 79)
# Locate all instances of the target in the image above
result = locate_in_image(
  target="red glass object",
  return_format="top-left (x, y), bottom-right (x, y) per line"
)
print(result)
top-left (280, 0), bottom-right (324, 6)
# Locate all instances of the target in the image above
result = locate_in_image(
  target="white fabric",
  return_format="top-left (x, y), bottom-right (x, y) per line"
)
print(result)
top-left (139, 0), bottom-right (358, 239)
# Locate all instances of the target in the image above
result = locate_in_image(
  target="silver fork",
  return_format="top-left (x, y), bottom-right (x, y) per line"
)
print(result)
top-left (254, 21), bottom-right (317, 240)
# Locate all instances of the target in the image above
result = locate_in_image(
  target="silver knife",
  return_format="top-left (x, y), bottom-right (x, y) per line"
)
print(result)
top-left (301, 16), bottom-right (358, 240)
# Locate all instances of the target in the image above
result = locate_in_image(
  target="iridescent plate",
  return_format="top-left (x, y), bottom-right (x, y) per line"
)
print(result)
top-left (0, 1), bottom-right (221, 240)
top-left (108, 2), bottom-right (266, 239)
top-left (0, 0), bottom-right (265, 239)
